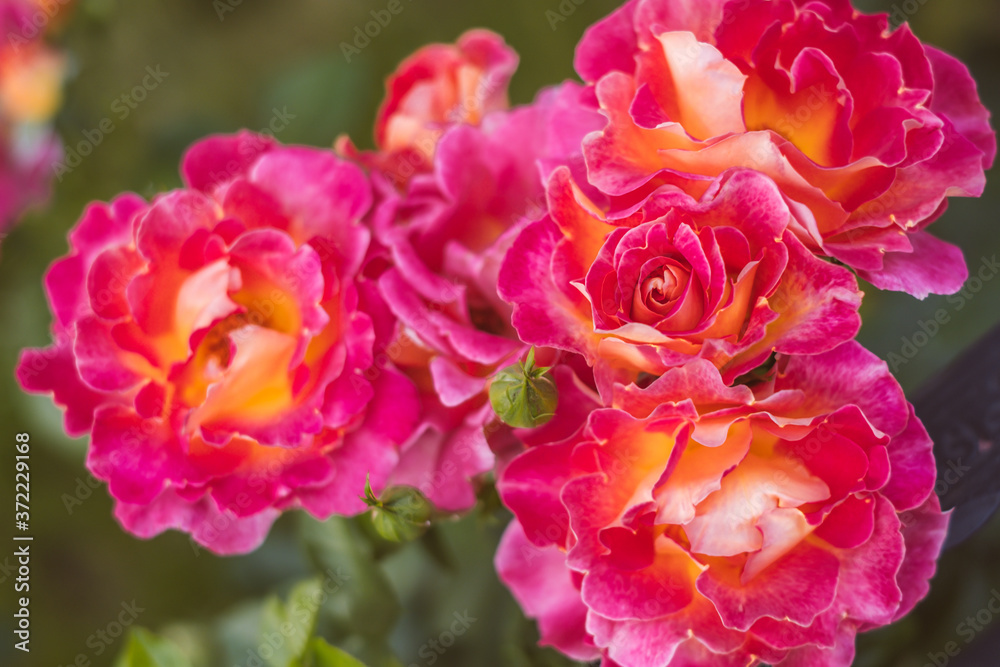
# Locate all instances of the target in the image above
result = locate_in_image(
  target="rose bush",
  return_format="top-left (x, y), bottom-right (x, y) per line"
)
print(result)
top-left (17, 132), bottom-right (421, 553)
top-left (497, 343), bottom-right (947, 666)
top-left (11, 5), bottom-right (985, 664)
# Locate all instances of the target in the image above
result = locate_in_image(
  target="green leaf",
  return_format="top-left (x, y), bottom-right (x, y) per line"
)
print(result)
top-left (113, 627), bottom-right (192, 667)
top-left (299, 515), bottom-right (401, 639)
top-left (259, 578), bottom-right (325, 667)
top-left (361, 475), bottom-right (380, 507)
top-left (524, 346), bottom-right (537, 371)
top-left (307, 637), bottom-right (369, 667)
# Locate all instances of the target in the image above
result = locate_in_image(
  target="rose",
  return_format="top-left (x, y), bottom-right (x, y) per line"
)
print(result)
top-left (496, 343), bottom-right (947, 666)
top-left (337, 29), bottom-right (518, 187)
top-left (500, 165), bottom-right (862, 389)
top-left (0, 0), bottom-right (68, 124)
top-left (16, 132), bottom-right (420, 554)
top-left (0, 0), bottom-right (65, 231)
top-left (375, 29), bottom-right (516, 155)
top-left (578, 0), bottom-right (995, 297)
top-left (367, 81), bottom-right (606, 509)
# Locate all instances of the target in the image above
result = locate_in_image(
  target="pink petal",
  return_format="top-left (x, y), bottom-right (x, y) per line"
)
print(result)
top-left (391, 403), bottom-right (494, 512)
top-left (575, 0), bottom-right (639, 82)
top-left (181, 131), bottom-right (277, 194)
top-left (927, 46), bottom-right (996, 169)
top-left (860, 231), bottom-right (969, 299)
top-left (16, 340), bottom-right (120, 436)
top-left (499, 218), bottom-right (597, 356)
top-left (697, 541), bottom-right (839, 631)
top-left (882, 406), bottom-right (937, 512)
top-left (495, 521), bottom-right (599, 661)
top-left (894, 494), bottom-right (949, 621)
top-left (115, 487), bottom-right (279, 556)
top-left (832, 496), bottom-right (904, 627)
top-left (430, 356), bottom-right (487, 407)
top-left (89, 405), bottom-right (178, 505)
top-left (776, 341), bottom-right (909, 439)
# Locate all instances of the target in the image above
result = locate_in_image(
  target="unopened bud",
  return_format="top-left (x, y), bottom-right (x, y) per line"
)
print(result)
top-left (361, 477), bottom-right (432, 543)
top-left (489, 348), bottom-right (558, 428)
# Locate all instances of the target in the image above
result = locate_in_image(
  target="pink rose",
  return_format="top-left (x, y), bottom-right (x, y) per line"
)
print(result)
top-left (368, 81), bottom-right (606, 510)
top-left (500, 165), bottom-right (861, 387)
top-left (496, 343), bottom-right (948, 666)
top-left (17, 132), bottom-right (420, 554)
top-left (579, 0), bottom-right (995, 297)
top-left (337, 29), bottom-right (518, 187)
top-left (0, 0), bottom-right (65, 231)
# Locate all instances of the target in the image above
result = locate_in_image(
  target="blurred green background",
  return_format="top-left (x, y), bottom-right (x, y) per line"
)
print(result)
top-left (1, 0), bottom-right (998, 665)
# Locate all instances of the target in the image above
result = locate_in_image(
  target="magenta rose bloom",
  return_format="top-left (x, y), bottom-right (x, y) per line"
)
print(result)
top-left (500, 165), bottom-right (862, 388)
top-left (578, 0), bottom-right (995, 297)
top-left (496, 343), bottom-right (947, 666)
top-left (337, 29), bottom-right (519, 188)
top-left (17, 132), bottom-right (420, 554)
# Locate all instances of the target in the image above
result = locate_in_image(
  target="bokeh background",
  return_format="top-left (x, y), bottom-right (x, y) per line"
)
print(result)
top-left (1, 0), bottom-right (999, 665)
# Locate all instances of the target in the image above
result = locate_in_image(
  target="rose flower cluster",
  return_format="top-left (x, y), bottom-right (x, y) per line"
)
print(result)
top-left (17, 0), bottom-right (993, 665)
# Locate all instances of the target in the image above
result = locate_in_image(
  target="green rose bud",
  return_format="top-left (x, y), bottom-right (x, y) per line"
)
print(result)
top-left (361, 477), bottom-right (432, 543)
top-left (489, 348), bottom-right (558, 428)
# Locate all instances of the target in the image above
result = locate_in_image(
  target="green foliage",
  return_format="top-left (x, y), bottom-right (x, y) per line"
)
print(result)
top-left (113, 628), bottom-right (193, 667)
top-left (293, 637), bottom-right (369, 667)
top-left (147, 579), bottom-right (379, 667)
top-left (259, 579), bottom-right (325, 667)
top-left (298, 515), bottom-right (401, 640)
